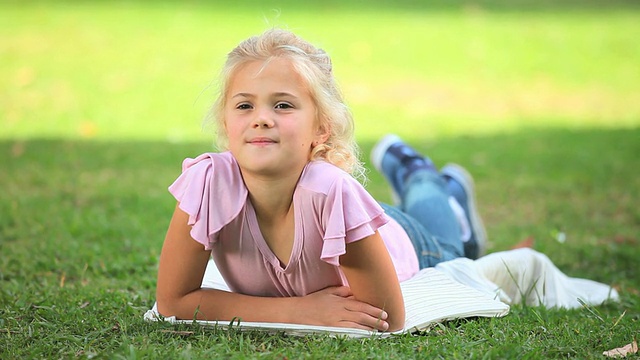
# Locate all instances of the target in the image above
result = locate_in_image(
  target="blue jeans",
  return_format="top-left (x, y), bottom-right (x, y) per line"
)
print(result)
top-left (381, 170), bottom-right (464, 269)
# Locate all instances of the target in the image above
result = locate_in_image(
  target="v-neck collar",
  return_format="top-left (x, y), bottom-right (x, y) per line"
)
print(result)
top-left (245, 197), bottom-right (302, 273)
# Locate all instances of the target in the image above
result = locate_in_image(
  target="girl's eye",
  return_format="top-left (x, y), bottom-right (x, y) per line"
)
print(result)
top-left (274, 102), bottom-right (293, 109)
top-left (236, 103), bottom-right (252, 110)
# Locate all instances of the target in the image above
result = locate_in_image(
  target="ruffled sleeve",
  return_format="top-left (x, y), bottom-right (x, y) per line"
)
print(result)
top-left (319, 173), bottom-right (389, 266)
top-left (168, 152), bottom-right (247, 249)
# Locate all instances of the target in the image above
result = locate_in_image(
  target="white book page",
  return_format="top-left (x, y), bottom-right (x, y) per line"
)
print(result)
top-left (145, 268), bottom-right (509, 338)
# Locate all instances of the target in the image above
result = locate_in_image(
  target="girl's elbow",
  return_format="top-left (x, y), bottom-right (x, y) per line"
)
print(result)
top-left (387, 308), bottom-right (406, 332)
top-left (156, 296), bottom-right (178, 318)
top-left (155, 289), bottom-right (185, 318)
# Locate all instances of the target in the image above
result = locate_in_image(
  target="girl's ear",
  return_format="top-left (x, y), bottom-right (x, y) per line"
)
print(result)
top-left (315, 122), bottom-right (331, 145)
top-left (222, 116), bottom-right (230, 133)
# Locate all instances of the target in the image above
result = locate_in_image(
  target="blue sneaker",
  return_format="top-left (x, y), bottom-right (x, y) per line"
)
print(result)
top-left (441, 163), bottom-right (487, 259)
top-left (370, 134), bottom-right (438, 205)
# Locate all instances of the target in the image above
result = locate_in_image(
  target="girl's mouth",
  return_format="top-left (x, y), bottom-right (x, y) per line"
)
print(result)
top-left (248, 137), bottom-right (277, 145)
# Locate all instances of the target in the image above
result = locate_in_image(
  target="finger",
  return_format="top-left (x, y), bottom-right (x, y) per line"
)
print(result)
top-left (341, 314), bottom-right (389, 332)
top-left (346, 300), bottom-right (388, 321)
top-left (327, 286), bottom-right (353, 298)
top-left (337, 320), bottom-right (385, 332)
top-left (345, 302), bottom-right (390, 331)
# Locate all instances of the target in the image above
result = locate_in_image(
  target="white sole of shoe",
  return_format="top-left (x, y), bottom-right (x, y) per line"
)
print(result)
top-left (441, 163), bottom-right (488, 257)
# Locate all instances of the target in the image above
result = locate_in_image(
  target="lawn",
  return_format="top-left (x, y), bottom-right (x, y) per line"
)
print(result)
top-left (1, 1), bottom-right (639, 358)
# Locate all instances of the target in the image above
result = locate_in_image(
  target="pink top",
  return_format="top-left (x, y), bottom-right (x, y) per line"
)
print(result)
top-left (169, 152), bottom-right (419, 297)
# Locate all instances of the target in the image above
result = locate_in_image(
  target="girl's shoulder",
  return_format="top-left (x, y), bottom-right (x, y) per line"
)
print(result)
top-left (169, 151), bottom-right (248, 246)
top-left (298, 160), bottom-right (365, 195)
top-left (180, 151), bottom-right (237, 172)
top-left (173, 151), bottom-right (245, 197)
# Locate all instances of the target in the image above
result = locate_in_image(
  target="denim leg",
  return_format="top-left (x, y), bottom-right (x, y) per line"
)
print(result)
top-left (401, 170), bottom-right (465, 262)
top-left (381, 203), bottom-right (460, 269)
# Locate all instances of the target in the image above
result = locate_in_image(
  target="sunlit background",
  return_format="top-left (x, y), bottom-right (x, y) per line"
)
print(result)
top-left (3, 1), bottom-right (639, 144)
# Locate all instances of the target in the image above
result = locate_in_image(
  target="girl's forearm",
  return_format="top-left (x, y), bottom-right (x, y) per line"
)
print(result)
top-left (339, 232), bottom-right (406, 331)
top-left (157, 288), bottom-right (300, 324)
top-left (157, 285), bottom-right (392, 331)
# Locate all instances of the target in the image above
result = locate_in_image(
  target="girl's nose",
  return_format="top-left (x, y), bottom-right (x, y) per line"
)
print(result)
top-left (252, 109), bottom-right (274, 128)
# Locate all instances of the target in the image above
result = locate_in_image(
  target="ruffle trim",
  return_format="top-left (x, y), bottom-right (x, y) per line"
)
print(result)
top-left (168, 152), bottom-right (247, 249)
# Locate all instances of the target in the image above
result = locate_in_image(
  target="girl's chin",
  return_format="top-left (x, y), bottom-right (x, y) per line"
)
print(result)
top-left (239, 161), bottom-right (305, 177)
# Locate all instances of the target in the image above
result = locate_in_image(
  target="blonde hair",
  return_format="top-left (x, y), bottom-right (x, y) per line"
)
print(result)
top-left (209, 28), bottom-right (366, 182)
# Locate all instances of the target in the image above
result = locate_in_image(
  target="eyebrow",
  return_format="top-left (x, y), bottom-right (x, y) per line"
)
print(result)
top-left (230, 92), bottom-right (298, 99)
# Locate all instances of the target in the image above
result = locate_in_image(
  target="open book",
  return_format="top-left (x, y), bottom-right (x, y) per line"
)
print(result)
top-left (144, 267), bottom-right (510, 338)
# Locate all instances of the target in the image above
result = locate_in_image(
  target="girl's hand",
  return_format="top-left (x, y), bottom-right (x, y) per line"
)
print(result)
top-left (297, 286), bottom-right (390, 331)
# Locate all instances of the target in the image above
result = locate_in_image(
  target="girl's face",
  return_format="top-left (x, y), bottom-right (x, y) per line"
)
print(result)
top-left (224, 58), bottom-right (327, 179)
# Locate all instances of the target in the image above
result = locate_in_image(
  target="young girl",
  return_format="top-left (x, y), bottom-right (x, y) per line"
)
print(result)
top-left (156, 28), bottom-right (486, 332)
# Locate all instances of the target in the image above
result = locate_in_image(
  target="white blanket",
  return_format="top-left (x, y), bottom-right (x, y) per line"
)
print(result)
top-left (436, 248), bottom-right (619, 309)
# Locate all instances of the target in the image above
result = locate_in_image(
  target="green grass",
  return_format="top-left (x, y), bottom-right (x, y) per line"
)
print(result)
top-left (1, 1), bottom-right (639, 358)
